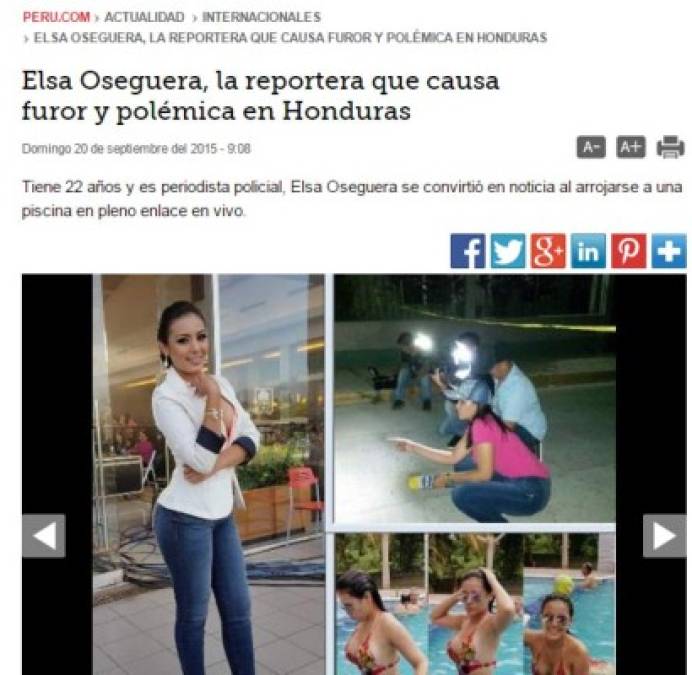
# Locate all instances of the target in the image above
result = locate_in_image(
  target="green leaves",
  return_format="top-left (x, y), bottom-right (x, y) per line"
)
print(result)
top-left (236, 443), bottom-right (306, 490)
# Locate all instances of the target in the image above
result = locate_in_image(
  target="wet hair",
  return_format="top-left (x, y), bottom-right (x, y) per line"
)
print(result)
top-left (582, 562), bottom-right (593, 574)
top-left (156, 301), bottom-right (207, 367)
top-left (397, 331), bottom-right (413, 347)
top-left (540, 593), bottom-right (575, 619)
top-left (336, 570), bottom-right (386, 612)
top-left (400, 593), bottom-right (412, 604)
top-left (457, 569), bottom-right (495, 612)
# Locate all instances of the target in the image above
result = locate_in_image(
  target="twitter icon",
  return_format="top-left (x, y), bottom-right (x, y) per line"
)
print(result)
top-left (491, 234), bottom-right (526, 268)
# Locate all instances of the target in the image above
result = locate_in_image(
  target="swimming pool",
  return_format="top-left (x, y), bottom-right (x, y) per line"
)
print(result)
top-left (523, 577), bottom-right (615, 667)
top-left (428, 612), bottom-right (523, 675)
top-left (336, 603), bottom-right (428, 675)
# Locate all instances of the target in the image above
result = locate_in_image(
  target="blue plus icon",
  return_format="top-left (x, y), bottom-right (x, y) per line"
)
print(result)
top-left (652, 234), bottom-right (686, 268)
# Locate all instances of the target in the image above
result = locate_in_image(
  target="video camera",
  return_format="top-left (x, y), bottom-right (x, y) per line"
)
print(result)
top-left (367, 366), bottom-right (397, 391)
top-left (367, 331), bottom-right (479, 391)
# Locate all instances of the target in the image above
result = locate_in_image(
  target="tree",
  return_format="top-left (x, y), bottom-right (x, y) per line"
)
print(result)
top-left (390, 534), bottom-right (424, 574)
top-left (428, 534), bottom-right (485, 592)
top-left (335, 534), bottom-right (381, 574)
top-left (569, 534), bottom-right (598, 563)
top-left (524, 534), bottom-right (562, 567)
top-left (493, 534), bottom-right (523, 585)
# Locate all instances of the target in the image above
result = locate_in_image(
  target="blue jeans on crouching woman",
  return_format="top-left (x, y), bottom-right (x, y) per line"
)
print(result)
top-left (153, 504), bottom-right (255, 675)
top-left (450, 455), bottom-right (551, 524)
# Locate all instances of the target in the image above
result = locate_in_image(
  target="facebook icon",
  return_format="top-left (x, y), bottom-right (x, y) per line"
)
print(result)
top-left (451, 234), bottom-right (486, 269)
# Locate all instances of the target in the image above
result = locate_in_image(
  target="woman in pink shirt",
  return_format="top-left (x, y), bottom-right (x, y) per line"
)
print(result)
top-left (129, 429), bottom-right (155, 465)
top-left (390, 380), bottom-right (550, 522)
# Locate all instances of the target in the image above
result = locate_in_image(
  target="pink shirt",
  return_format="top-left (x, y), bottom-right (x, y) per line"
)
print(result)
top-left (130, 440), bottom-right (154, 465)
top-left (470, 416), bottom-right (550, 479)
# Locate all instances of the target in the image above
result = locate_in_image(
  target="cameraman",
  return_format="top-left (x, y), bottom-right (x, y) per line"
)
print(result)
top-left (490, 343), bottom-right (546, 455)
top-left (392, 332), bottom-right (433, 410)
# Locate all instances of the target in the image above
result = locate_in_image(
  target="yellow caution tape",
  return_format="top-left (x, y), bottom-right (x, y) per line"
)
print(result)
top-left (403, 307), bottom-right (615, 333)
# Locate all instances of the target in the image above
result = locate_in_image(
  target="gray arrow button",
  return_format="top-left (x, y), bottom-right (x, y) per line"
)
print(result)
top-left (643, 514), bottom-right (686, 558)
top-left (23, 514), bottom-right (66, 559)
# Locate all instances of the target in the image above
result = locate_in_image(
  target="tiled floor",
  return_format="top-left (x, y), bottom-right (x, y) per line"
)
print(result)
top-left (93, 540), bottom-right (325, 675)
top-left (334, 382), bottom-right (616, 525)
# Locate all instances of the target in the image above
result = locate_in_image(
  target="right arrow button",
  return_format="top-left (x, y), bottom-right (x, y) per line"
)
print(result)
top-left (643, 514), bottom-right (686, 558)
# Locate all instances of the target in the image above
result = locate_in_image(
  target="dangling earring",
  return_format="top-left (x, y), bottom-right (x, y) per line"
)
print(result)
top-left (157, 353), bottom-right (170, 384)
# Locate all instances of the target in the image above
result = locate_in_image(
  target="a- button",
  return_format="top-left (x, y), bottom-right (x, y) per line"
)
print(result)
top-left (643, 514), bottom-right (686, 558)
top-left (22, 514), bottom-right (66, 558)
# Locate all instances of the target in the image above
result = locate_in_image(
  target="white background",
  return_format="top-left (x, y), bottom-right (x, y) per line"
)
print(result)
top-left (2, 1), bottom-right (690, 672)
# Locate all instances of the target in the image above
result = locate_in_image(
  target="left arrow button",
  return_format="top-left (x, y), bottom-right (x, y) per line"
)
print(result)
top-left (23, 515), bottom-right (65, 558)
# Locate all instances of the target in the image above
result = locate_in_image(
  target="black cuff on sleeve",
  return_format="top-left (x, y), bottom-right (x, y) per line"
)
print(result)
top-left (234, 436), bottom-right (257, 465)
top-left (196, 425), bottom-right (226, 454)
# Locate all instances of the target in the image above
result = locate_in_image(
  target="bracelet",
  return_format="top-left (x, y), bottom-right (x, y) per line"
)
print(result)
top-left (205, 407), bottom-right (221, 421)
top-left (442, 473), bottom-right (456, 488)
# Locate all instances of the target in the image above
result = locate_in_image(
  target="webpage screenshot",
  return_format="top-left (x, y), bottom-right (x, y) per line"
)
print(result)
top-left (6, 2), bottom-right (689, 674)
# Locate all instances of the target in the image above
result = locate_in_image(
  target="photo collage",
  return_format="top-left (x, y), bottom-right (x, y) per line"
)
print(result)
top-left (89, 273), bottom-right (619, 674)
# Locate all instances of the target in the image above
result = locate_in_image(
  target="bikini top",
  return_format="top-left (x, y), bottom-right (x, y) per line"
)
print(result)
top-left (531, 647), bottom-right (566, 675)
top-left (446, 618), bottom-right (497, 674)
top-left (345, 618), bottom-right (400, 675)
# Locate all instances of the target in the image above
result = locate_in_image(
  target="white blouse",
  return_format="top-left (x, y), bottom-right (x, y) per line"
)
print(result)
top-left (152, 367), bottom-right (260, 519)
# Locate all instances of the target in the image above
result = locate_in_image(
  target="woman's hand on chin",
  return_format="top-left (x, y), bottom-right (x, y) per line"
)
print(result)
top-left (188, 372), bottom-right (221, 398)
top-left (183, 464), bottom-right (212, 483)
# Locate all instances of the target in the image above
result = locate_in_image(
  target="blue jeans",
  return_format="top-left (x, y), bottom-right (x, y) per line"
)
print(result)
top-left (451, 474), bottom-right (551, 523)
top-left (394, 367), bottom-right (432, 402)
top-left (153, 505), bottom-right (255, 675)
top-left (439, 399), bottom-right (468, 437)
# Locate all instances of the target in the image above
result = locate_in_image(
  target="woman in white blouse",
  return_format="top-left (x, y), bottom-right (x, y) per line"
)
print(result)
top-left (152, 301), bottom-right (259, 675)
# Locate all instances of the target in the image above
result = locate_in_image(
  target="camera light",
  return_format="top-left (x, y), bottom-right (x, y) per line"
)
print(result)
top-left (414, 333), bottom-right (434, 351)
top-left (455, 366), bottom-right (472, 380)
top-left (452, 341), bottom-right (474, 365)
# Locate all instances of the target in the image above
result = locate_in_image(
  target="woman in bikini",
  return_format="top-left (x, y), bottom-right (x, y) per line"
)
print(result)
top-left (337, 570), bottom-right (428, 675)
top-left (431, 568), bottom-right (515, 675)
top-left (524, 594), bottom-right (591, 675)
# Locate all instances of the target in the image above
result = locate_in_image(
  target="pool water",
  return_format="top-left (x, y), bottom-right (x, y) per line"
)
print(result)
top-left (336, 603), bottom-right (428, 675)
top-left (429, 614), bottom-right (523, 675)
top-left (523, 577), bottom-right (615, 668)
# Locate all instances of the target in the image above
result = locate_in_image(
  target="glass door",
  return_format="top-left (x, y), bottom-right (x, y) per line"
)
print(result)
top-left (92, 274), bottom-right (213, 569)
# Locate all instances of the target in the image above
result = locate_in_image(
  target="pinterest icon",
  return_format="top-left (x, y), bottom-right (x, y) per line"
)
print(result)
top-left (612, 234), bottom-right (646, 268)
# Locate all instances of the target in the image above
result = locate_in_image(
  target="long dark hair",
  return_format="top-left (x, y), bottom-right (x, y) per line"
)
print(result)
top-left (156, 301), bottom-right (207, 367)
top-left (457, 569), bottom-right (495, 612)
top-left (466, 404), bottom-right (509, 447)
top-left (336, 570), bottom-right (386, 612)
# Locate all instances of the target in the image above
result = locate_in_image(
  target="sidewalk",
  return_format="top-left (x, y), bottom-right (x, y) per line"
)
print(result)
top-left (334, 379), bottom-right (616, 524)
top-left (93, 539), bottom-right (324, 675)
